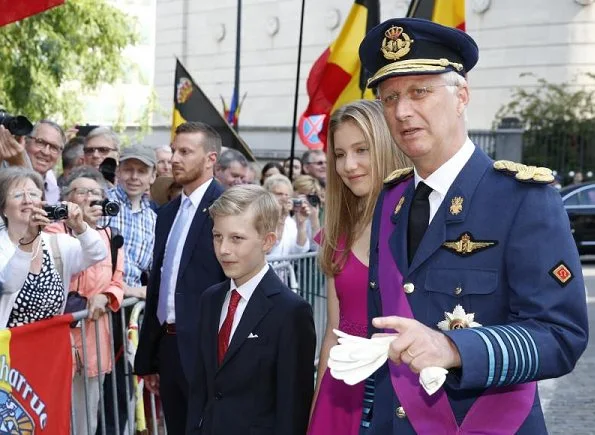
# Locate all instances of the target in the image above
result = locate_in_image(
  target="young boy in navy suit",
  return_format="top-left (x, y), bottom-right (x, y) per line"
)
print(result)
top-left (186, 184), bottom-right (316, 435)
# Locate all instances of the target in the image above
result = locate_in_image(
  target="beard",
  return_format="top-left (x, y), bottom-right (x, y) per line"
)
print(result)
top-left (173, 155), bottom-right (206, 186)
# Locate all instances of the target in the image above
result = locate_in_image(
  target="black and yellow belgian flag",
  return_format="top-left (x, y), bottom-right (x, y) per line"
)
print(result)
top-left (172, 59), bottom-right (255, 161)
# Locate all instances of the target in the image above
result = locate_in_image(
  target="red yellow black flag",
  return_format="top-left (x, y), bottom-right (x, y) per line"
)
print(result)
top-left (172, 59), bottom-right (255, 161)
top-left (298, 0), bottom-right (380, 150)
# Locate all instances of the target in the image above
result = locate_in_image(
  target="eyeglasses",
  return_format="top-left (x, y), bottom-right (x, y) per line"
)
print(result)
top-left (379, 84), bottom-right (454, 109)
top-left (84, 146), bottom-right (115, 155)
top-left (69, 187), bottom-right (104, 197)
top-left (28, 136), bottom-right (64, 155)
top-left (307, 161), bottom-right (326, 166)
top-left (10, 190), bottom-right (43, 201)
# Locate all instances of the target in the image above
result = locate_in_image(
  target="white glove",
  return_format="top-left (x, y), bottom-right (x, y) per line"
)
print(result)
top-left (327, 329), bottom-right (448, 396)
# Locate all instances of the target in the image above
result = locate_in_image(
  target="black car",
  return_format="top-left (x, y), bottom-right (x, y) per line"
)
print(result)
top-left (560, 182), bottom-right (595, 255)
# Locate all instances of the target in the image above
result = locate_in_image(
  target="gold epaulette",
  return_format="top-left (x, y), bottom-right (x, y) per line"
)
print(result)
top-left (493, 160), bottom-right (554, 184)
top-left (384, 167), bottom-right (414, 185)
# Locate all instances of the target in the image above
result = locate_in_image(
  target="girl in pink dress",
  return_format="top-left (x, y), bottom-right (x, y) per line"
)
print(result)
top-left (308, 100), bottom-right (410, 435)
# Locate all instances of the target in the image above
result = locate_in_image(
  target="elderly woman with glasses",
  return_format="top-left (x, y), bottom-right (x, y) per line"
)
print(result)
top-left (45, 165), bottom-right (124, 435)
top-left (0, 167), bottom-right (107, 329)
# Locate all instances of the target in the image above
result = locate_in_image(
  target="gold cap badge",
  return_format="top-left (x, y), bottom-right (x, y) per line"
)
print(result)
top-left (381, 26), bottom-right (414, 60)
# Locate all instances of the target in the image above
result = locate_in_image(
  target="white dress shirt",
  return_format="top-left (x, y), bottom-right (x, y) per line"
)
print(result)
top-left (267, 216), bottom-right (310, 257)
top-left (163, 178), bottom-right (213, 323)
top-left (414, 137), bottom-right (475, 224)
top-left (218, 263), bottom-right (270, 344)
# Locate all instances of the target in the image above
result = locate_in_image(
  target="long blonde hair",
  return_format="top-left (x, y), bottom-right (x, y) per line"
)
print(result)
top-left (320, 99), bottom-right (410, 276)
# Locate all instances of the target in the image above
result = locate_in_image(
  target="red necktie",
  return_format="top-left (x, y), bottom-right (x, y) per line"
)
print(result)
top-left (218, 289), bottom-right (242, 365)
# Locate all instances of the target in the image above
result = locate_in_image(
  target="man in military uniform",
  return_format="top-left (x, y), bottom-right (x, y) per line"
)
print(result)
top-left (359, 18), bottom-right (589, 433)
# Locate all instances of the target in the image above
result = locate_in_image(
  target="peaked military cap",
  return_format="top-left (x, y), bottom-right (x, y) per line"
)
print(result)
top-left (359, 18), bottom-right (479, 88)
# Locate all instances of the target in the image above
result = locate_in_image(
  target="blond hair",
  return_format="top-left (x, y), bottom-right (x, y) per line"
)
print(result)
top-left (292, 175), bottom-right (322, 196)
top-left (209, 184), bottom-right (279, 236)
top-left (262, 173), bottom-right (293, 193)
top-left (321, 99), bottom-right (410, 276)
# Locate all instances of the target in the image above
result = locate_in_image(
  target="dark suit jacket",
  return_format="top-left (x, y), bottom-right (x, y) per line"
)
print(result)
top-left (186, 268), bottom-right (316, 435)
top-left (135, 179), bottom-right (226, 379)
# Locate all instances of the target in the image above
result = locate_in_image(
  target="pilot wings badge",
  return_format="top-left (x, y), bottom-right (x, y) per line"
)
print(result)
top-left (442, 232), bottom-right (497, 257)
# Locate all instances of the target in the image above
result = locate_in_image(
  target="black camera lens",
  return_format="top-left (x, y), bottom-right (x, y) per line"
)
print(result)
top-left (0, 112), bottom-right (33, 136)
top-left (91, 199), bottom-right (120, 216)
top-left (43, 204), bottom-right (68, 221)
top-left (306, 194), bottom-right (321, 207)
top-left (103, 200), bottom-right (120, 217)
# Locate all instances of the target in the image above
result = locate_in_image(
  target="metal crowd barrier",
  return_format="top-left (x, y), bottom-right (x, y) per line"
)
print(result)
top-left (69, 252), bottom-right (327, 435)
top-left (268, 252), bottom-right (328, 361)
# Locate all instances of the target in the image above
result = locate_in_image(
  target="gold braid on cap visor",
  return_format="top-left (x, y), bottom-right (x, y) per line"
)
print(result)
top-left (367, 58), bottom-right (464, 87)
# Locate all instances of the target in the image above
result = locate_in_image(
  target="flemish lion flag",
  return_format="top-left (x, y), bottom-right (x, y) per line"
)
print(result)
top-left (172, 60), bottom-right (255, 161)
top-left (298, 0), bottom-right (380, 150)
top-left (407, 0), bottom-right (466, 30)
top-left (0, 315), bottom-right (73, 434)
top-left (0, 0), bottom-right (65, 27)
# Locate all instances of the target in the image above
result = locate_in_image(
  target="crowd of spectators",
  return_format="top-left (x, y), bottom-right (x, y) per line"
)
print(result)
top-left (0, 115), bottom-right (332, 432)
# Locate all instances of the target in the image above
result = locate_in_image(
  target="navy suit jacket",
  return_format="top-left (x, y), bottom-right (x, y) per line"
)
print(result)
top-left (135, 180), bottom-right (226, 379)
top-left (365, 148), bottom-right (589, 434)
top-left (186, 268), bottom-right (316, 435)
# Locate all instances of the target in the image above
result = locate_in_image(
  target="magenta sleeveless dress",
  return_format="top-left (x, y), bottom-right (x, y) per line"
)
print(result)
top-left (308, 238), bottom-right (368, 435)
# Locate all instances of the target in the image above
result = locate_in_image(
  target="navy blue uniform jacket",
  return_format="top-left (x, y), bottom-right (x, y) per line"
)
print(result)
top-left (365, 148), bottom-right (589, 434)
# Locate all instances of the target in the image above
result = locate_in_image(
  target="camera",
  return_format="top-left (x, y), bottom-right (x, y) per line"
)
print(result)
top-left (91, 199), bottom-right (120, 217)
top-left (43, 204), bottom-right (68, 221)
top-left (75, 124), bottom-right (99, 137)
top-left (306, 194), bottom-right (321, 207)
top-left (0, 112), bottom-right (33, 136)
top-left (291, 198), bottom-right (303, 208)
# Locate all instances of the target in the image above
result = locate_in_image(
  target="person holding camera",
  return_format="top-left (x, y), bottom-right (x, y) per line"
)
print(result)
top-left (263, 174), bottom-right (310, 257)
top-left (44, 165), bottom-right (124, 435)
top-left (0, 167), bottom-right (107, 329)
top-left (293, 175), bottom-right (323, 252)
top-left (0, 124), bottom-right (28, 168)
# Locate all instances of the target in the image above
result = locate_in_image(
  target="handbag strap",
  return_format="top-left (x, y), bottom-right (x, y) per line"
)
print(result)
top-left (48, 234), bottom-right (65, 283)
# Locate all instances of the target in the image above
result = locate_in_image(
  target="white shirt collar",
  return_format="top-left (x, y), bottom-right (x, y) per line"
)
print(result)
top-left (414, 137), bottom-right (475, 198)
top-left (181, 178), bottom-right (213, 209)
top-left (230, 263), bottom-right (270, 302)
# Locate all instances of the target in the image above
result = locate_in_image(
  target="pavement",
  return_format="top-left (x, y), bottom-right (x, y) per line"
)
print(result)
top-left (540, 261), bottom-right (595, 434)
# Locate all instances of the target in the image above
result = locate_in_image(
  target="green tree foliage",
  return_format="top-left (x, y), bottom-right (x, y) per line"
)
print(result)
top-left (496, 73), bottom-right (595, 175)
top-left (0, 0), bottom-right (138, 124)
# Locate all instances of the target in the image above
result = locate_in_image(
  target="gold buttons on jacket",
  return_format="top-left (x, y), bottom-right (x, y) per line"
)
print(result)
top-left (403, 283), bottom-right (415, 294)
top-left (454, 286), bottom-right (463, 295)
top-left (396, 406), bottom-right (407, 419)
